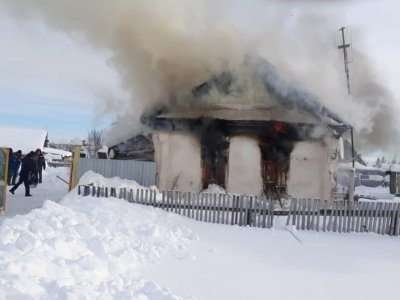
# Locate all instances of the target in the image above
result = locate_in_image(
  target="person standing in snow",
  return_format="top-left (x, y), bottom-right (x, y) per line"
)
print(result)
top-left (8, 149), bottom-right (22, 185)
top-left (9, 151), bottom-right (36, 197)
top-left (35, 148), bottom-right (46, 184)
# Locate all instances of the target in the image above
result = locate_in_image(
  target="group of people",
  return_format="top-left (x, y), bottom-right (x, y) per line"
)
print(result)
top-left (8, 149), bottom-right (46, 197)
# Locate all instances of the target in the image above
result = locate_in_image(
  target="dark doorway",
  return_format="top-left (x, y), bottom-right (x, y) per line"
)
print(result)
top-left (201, 126), bottom-right (229, 189)
top-left (259, 139), bottom-right (293, 198)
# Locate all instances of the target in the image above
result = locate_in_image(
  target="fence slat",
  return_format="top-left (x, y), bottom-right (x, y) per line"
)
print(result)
top-left (367, 202), bottom-right (375, 232)
top-left (355, 202), bottom-right (362, 233)
top-left (209, 193), bottom-right (214, 222)
top-left (388, 203), bottom-right (397, 236)
top-left (315, 199), bottom-right (320, 232)
top-left (342, 200), bottom-right (348, 233)
top-left (268, 199), bottom-right (274, 229)
top-left (323, 200), bottom-right (328, 232)
top-left (377, 202), bottom-right (384, 234)
top-left (395, 203), bottom-right (400, 236)
top-left (306, 199), bottom-right (312, 230)
top-left (127, 189), bottom-right (132, 203)
top-left (221, 194), bottom-right (226, 224)
top-left (332, 201), bottom-right (338, 232)
top-left (261, 199), bottom-right (267, 228)
top-left (386, 203), bottom-right (394, 235)
top-left (292, 199), bottom-right (298, 227)
top-left (301, 199), bottom-right (306, 231)
top-left (239, 196), bottom-right (244, 226)
top-left (297, 199), bottom-right (302, 230)
top-left (381, 203), bottom-right (389, 235)
top-left (338, 201), bottom-right (343, 233)
top-left (346, 200), bottom-right (351, 233)
top-left (286, 199), bottom-right (294, 226)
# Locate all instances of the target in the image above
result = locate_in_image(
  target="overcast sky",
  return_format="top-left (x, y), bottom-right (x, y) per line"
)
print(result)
top-left (0, 0), bottom-right (399, 154)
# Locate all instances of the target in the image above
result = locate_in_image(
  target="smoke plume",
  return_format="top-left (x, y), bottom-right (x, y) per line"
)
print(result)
top-left (1, 0), bottom-right (398, 155)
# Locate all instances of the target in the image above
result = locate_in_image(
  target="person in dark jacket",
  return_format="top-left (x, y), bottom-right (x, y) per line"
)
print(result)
top-left (35, 148), bottom-right (46, 184)
top-left (8, 149), bottom-right (22, 185)
top-left (9, 151), bottom-right (37, 197)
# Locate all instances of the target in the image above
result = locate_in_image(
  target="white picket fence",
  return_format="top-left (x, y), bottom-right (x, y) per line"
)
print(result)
top-left (78, 185), bottom-right (400, 236)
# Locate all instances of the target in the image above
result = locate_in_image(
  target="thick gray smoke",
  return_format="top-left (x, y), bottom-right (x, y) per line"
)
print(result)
top-left (1, 0), bottom-right (398, 154)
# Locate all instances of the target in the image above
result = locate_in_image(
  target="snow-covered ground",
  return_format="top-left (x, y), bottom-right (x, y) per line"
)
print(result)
top-left (1, 167), bottom-right (70, 223)
top-left (1, 170), bottom-right (400, 299)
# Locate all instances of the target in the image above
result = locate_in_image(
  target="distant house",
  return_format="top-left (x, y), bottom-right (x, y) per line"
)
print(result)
top-left (0, 127), bottom-right (48, 154)
top-left (43, 147), bottom-right (72, 162)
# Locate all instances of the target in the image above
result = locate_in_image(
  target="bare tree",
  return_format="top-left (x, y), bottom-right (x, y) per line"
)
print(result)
top-left (87, 128), bottom-right (104, 158)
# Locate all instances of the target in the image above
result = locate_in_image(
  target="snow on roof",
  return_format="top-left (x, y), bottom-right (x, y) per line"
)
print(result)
top-left (386, 164), bottom-right (400, 173)
top-left (43, 147), bottom-right (72, 157)
top-left (338, 161), bottom-right (381, 171)
top-left (0, 127), bottom-right (47, 154)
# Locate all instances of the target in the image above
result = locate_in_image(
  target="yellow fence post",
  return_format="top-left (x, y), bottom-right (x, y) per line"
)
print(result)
top-left (0, 147), bottom-right (10, 213)
top-left (68, 145), bottom-right (81, 192)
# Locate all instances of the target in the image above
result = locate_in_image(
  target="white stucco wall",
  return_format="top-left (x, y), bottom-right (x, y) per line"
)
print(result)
top-left (153, 132), bottom-right (202, 191)
top-left (287, 139), bottom-right (338, 201)
top-left (227, 136), bottom-right (264, 196)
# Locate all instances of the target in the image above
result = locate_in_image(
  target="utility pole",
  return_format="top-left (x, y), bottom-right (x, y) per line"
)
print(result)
top-left (338, 26), bottom-right (351, 95)
top-left (338, 26), bottom-right (355, 169)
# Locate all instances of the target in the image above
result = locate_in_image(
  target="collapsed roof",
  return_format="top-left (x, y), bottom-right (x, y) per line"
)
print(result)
top-left (142, 56), bottom-right (350, 138)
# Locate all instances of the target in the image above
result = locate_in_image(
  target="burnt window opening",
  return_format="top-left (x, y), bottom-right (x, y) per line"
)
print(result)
top-left (201, 127), bottom-right (229, 189)
top-left (259, 138), bottom-right (294, 198)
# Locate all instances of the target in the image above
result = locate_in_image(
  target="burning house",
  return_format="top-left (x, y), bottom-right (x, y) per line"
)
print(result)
top-left (136, 58), bottom-right (352, 201)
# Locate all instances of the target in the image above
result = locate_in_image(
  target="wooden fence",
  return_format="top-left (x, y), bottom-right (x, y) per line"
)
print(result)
top-left (78, 185), bottom-right (400, 236)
